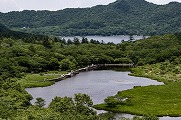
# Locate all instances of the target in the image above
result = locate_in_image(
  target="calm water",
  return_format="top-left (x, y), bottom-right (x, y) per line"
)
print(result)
top-left (26, 70), bottom-right (181, 120)
top-left (26, 70), bottom-right (162, 106)
top-left (61, 35), bottom-right (148, 44)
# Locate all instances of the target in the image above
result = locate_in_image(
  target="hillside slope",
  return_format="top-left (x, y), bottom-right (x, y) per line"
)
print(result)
top-left (0, 0), bottom-right (181, 36)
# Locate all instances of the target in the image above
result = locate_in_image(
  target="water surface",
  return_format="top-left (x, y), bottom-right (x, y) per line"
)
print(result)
top-left (26, 70), bottom-right (163, 106)
top-left (62, 35), bottom-right (148, 44)
top-left (26, 70), bottom-right (181, 120)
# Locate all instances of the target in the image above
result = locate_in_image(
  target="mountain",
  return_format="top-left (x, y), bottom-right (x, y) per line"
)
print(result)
top-left (0, 23), bottom-right (9, 32)
top-left (0, 23), bottom-right (50, 43)
top-left (0, 0), bottom-right (181, 36)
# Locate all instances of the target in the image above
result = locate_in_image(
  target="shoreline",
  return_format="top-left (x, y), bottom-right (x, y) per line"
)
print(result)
top-left (45, 64), bottom-right (135, 83)
top-left (22, 64), bottom-right (134, 88)
top-left (25, 64), bottom-right (181, 118)
top-left (94, 65), bottom-right (181, 117)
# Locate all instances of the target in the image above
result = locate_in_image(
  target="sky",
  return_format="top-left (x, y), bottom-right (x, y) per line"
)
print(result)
top-left (0, 0), bottom-right (181, 13)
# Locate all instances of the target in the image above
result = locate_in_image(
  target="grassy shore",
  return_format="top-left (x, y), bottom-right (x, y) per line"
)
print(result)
top-left (130, 63), bottom-right (181, 84)
top-left (94, 63), bottom-right (181, 116)
top-left (15, 71), bottom-right (67, 88)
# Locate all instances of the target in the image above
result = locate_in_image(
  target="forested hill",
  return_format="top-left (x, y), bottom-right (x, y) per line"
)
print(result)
top-left (0, 23), bottom-right (52, 43)
top-left (0, 0), bottom-right (181, 36)
top-left (0, 23), bottom-right (9, 32)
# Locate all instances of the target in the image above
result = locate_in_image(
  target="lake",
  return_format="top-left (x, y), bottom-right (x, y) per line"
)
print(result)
top-left (61, 35), bottom-right (148, 44)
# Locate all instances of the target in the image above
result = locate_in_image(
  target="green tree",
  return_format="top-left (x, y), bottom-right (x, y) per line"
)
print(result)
top-left (104, 96), bottom-right (119, 108)
top-left (128, 35), bottom-right (134, 42)
top-left (42, 37), bottom-right (52, 48)
top-left (48, 57), bottom-right (59, 70)
top-left (114, 58), bottom-right (132, 64)
top-left (59, 58), bottom-right (76, 71)
top-left (74, 93), bottom-right (95, 115)
top-left (49, 96), bottom-right (75, 113)
top-left (67, 39), bottom-right (73, 45)
top-left (81, 37), bottom-right (89, 44)
top-left (73, 37), bottom-right (80, 45)
top-left (34, 97), bottom-right (46, 108)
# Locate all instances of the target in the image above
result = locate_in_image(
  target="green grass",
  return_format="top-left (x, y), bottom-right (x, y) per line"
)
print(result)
top-left (130, 63), bottom-right (181, 84)
top-left (95, 83), bottom-right (181, 116)
top-left (15, 71), bottom-right (67, 88)
top-left (94, 63), bottom-right (181, 116)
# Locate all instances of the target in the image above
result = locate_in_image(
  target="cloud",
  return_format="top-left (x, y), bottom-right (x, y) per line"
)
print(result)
top-left (0, 0), bottom-right (116, 12)
top-left (0, 0), bottom-right (22, 12)
top-left (0, 0), bottom-right (181, 13)
top-left (72, 0), bottom-right (116, 8)
top-left (147, 0), bottom-right (181, 4)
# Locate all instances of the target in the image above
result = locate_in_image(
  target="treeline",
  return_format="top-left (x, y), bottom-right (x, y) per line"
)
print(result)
top-left (120, 33), bottom-right (181, 65)
top-left (0, 37), bottom-right (126, 80)
top-left (1, 0), bottom-right (181, 36)
top-left (1, 33), bottom-right (181, 81)
top-left (0, 23), bottom-right (52, 43)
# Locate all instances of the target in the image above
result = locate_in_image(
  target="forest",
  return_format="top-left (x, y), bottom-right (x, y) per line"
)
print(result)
top-left (0, 0), bottom-right (181, 36)
top-left (1, 25), bottom-right (181, 81)
top-left (1, 22), bottom-right (181, 119)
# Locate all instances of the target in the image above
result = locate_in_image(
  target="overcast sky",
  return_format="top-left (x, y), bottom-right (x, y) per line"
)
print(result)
top-left (0, 0), bottom-right (181, 13)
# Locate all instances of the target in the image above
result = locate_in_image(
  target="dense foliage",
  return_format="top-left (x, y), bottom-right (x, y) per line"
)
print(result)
top-left (0, 80), bottom-right (32, 119)
top-left (1, 24), bottom-right (181, 81)
top-left (131, 61), bottom-right (181, 84)
top-left (1, 0), bottom-right (181, 36)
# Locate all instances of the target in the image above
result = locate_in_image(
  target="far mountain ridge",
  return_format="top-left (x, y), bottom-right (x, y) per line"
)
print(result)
top-left (0, 0), bottom-right (181, 36)
top-left (0, 23), bottom-right (9, 32)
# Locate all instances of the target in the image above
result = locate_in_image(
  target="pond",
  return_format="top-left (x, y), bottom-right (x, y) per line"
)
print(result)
top-left (26, 70), bottom-right (181, 119)
top-left (26, 70), bottom-right (163, 106)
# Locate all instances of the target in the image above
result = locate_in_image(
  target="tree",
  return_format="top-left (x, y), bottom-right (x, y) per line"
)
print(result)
top-left (128, 35), bottom-right (134, 42)
top-left (35, 97), bottom-right (46, 108)
top-left (67, 39), bottom-right (73, 45)
top-left (0, 97), bottom-right (16, 119)
top-left (73, 37), bottom-right (80, 45)
top-left (60, 38), bottom-right (66, 44)
top-left (74, 93), bottom-right (95, 115)
top-left (118, 41), bottom-right (128, 51)
top-left (49, 96), bottom-right (75, 113)
top-left (104, 96), bottom-right (119, 108)
top-left (114, 58), bottom-right (132, 64)
top-left (48, 57), bottom-right (59, 70)
top-left (42, 37), bottom-right (52, 48)
top-left (81, 37), bottom-right (89, 44)
top-left (59, 58), bottom-right (76, 71)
